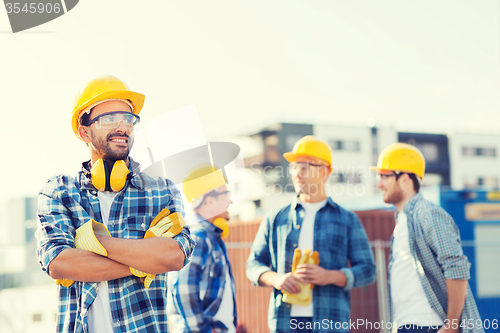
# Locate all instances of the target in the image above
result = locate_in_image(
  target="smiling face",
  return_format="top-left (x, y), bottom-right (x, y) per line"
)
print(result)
top-left (290, 155), bottom-right (330, 199)
top-left (203, 185), bottom-right (232, 221)
top-left (78, 100), bottom-right (135, 163)
top-left (376, 171), bottom-right (404, 205)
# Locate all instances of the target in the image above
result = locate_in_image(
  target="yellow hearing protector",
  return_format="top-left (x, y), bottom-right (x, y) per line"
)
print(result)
top-left (91, 159), bottom-right (130, 192)
top-left (213, 218), bottom-right (229, 239)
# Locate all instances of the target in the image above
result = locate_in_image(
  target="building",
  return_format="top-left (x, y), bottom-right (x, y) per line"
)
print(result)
top-left (0, 197), bottom-right (56, 333)
top-left (226, 122), bottom-right (500, 220)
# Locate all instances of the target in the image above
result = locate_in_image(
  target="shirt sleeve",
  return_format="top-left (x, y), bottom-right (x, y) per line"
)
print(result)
top-left (167, 232), bottom-right (212, 333)
top-left (173, 227), bottom-right (196, 267)
top-left (344, 212), bottom-right (377, 290)
top-left (422, 207), bottom-right (471, 280)
top-left (164, 178), bottom-right (196, 266)
top-left (35, 177), bottom-right (76, 276)
top-left (246, 214), bottom-right (273, 286)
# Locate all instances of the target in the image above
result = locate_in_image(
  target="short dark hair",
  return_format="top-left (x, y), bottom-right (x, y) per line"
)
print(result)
top-left (409, 173), bottom-right (420, 193)
top-left (395, 172), bottom-right (420, 193)
top-left (79, 111), bottom-right (91, 126)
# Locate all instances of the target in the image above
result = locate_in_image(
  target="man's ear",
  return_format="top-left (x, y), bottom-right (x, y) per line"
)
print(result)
top-left (78, 126), bottom-right (91, 143)
top-left (402, 173), bottom-right (413, 187)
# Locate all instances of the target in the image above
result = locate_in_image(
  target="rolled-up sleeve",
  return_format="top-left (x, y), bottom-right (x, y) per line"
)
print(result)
top-left (35, 178), bottom-right (76, 276)
top-left (423, 208), bottom-right (471, 280)
top-left (173, 227), bottom-right (196, 267)
top-left (164, 178), bottom-right (196, 266)
top-left (246, 215), bottom-right (273, 286)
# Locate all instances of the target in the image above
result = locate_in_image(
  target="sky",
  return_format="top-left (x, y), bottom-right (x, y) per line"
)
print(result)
top-left (1, 0), bottom-right (499, 203)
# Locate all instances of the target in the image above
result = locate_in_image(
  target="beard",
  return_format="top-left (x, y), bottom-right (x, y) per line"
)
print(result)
top-left (90, 131), bottom-right (131, 161)
top-left (293, 181), bottom-right (320, 196)
top-left (383, 184), bottom-right (404, 204)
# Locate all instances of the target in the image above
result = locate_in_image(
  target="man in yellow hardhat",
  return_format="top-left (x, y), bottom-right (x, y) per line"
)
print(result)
top-left (167, 165), bottom-right (237, 333)
top-left (372, 143), bottom-right (483, 333)
top-left (35, 74), bottom-right (195, 333)
top-left (247, 135), bottom-right (376, 333)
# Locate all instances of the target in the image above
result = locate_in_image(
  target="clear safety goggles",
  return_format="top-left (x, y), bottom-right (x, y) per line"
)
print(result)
top-left (376, 171), bottom-right (405, 181)
top-left (288, 162), bottom-right (329, 176)
top-left (83, 111), bottom-right (140, 130)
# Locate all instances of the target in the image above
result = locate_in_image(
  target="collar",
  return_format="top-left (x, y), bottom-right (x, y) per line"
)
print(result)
top-left (291, 195), bottom-right (338, 211)
top-left (193, 213), bottom-right (223, 236)
top-left (80, 157), bottom-right (143, 191)
top-left (402, 192), bottom-right (423, 215)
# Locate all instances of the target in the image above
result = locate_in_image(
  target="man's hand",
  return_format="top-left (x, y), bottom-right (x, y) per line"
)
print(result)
top-left (272, 272), bottom-right (306, 294)
top-left (295, 264), bottom-right (347, 287)
top-left (129, 208), bottom-right (186, 288)
top-left (437, 325), bottom-right (459, 333)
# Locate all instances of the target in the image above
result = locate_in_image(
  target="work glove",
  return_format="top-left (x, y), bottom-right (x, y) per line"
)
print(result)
top-left (55, 278), bottom-right (75, 288)
top-left (74, 219), bottom-right (112, 256)
top-left (129, 208), bottom-right (186, 288)
top-left (55, 219), bottom-right (112, 287)
top-left (282, 248), bottom-right (320, 306)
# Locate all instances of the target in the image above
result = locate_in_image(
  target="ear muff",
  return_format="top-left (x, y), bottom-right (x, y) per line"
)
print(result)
top-left (110, 160), bottom-right (129, 192)
top-left (213, 218), bottom-right (229, 239)
top-left (91, 159), bottom-right (130, 192)
top-left (91, 159), bottom-right (107, 191)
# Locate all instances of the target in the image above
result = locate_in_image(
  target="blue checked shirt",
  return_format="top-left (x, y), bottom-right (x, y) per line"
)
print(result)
top-left (246, 197), bottom-right (376, 333)
top-left (389, 193), bottom-right (484, 333)
top-left (36, 159), bottom-right (196, 333)
top-left (167, 214), bottom-right (237, 333)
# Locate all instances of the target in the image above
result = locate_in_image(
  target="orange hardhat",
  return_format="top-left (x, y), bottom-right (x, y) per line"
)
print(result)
top-left (71, 75), bottom-right (145, 140)
top-left (283, 135), bottom-right (332, 167)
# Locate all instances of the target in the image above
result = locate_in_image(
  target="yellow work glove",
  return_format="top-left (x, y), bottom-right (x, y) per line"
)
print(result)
top-left (282, 248), bottom-right (320, 306)
top-left (74, 219), bottom-right (112, 256)
top-left (129, 208), bottom-right (186, 288)
top-left (55, 219), bottom-right (112, 287)
top-left (55, 278), bottom-right (75, 288)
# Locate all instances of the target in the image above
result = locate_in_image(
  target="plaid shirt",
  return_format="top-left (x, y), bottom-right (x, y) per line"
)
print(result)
top-left (36, 159), bottom-right (196, 333)
top-left (167, 214), bottom-right (237, 333)
top-left (246, 196), bottom-right (376, 333)
top-left (389, 193), bottom-right (484, 333)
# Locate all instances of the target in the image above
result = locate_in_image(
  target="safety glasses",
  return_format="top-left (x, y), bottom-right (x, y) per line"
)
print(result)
top-left (83, 111), bottom-right (140, 130)
top-left (207, 190), bottom-right (231, 198)
top-left (288, 162), bottom-right (328, 176)
top-left (376, 172), bottom-right (405, 181)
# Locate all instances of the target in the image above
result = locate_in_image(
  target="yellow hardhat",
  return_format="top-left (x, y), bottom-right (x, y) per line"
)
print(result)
top-left (182, 164), bottom-right (227, 204)
top-left (370, 143), bottom-right (425, 180)
top-left (283, 135), bottom-right (332, 167)
top-left (71, 74), bottom-right (145, 140)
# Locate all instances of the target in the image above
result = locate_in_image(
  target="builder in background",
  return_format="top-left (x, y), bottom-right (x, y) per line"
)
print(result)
top-left (372, 143), bottom-right (483, 333)
top-left (246, 135), bottom-right (376, 333)
top-left (168, 165), bottom-right (237, 333)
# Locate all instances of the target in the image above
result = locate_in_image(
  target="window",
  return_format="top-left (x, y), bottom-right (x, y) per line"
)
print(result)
top-left (329, 173), bottom-right (362, 184)
top-left (462, 146), bottom-right (497, 157)
top-left (415, 143), bottom-right (439, 163)
top-left (286, 135), bottom-right (304, 151)
top-left (329, 140), bottom-right (360, 152)
top-left (464, 177), bottom-right (498, 189)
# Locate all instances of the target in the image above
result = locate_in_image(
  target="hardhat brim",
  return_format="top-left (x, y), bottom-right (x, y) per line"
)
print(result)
top-left (283, 152), bottom-right (295, 163)
top-left (284, 152), bottom-right (331, 167)
top-left (370, 166), bottom-right (425, 180)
